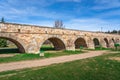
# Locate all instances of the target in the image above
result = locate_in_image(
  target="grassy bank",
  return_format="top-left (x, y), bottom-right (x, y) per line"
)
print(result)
top-left (0, 50), bottom-right (83, 63)
top-left (86, 47), bottom-right (112, 51)
top-left (0, 51), bottom-right (120, 80)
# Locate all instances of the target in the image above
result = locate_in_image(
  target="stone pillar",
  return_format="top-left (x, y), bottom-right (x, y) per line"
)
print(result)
top-left (109, 43), bottom-right (114, 48)
top-left (26, 46), bottom-right (40, 54)
top-left (65, 39), bottom-right (75, 51)
top-left (109, 39), bottom-right (115, 48)
top-left (100, 39), bottom-right (106, 48)
top-left (87, 44), bottom-right (95, 49)
top-left (86, 37), bottom-right (95, 49)
top-left (25, 38), bottom-right (40, 54)
top-left (66, 46), bottom-right (75, 51)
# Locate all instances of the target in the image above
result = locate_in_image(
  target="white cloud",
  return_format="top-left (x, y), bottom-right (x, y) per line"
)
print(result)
top-left (0, 0), bottom-right (73, 21)
top-left (93, 0), bottom-right (120, 10)
top-left (65, 18), bottom-right (120, 31)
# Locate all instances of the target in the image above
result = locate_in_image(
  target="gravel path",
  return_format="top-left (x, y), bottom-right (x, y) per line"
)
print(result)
top-left (0, 54), bottom-right (16, 58)
top-left (0, 51), bottom-right (107, 72)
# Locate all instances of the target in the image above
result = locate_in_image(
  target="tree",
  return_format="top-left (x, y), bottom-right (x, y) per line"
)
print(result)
top-left (105, 30), bottom-right (120, 35)
top-left (0, 17), bottom-right (7, 47)
top-left (108, 30), bottom-right (111, 33)
top-left (54, 20), bottom-right (65, 29)
top-left (114, 43), bottom-right (120, 50)
top-left (1, 17), bottom-right (5, 23)
top-left (118, 30), bottom-right (120, 34)
top-left (0, 39), bottom-right (7, 47)
top-left (112, 30), bottom-right (117, 34)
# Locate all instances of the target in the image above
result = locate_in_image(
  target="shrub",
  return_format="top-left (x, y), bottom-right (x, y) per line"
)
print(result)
top-left (0, 39), bottom-right (7, 47)
top-left (114, 43), bottom-right (120, 50)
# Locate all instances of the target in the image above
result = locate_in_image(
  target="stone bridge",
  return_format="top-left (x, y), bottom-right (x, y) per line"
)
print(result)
top-left (0, 22), bottom-right (120, 54)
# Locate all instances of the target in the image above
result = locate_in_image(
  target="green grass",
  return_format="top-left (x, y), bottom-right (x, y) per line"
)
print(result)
top-left (94, 47), bottom-right (120, 51)
top-left (0, 54), bottom-right (42, 63)
top-left (44, 50), bottom-right (83, 58)
top-left (40, 45), bottom-right (55, 51)
top-left (95, 47), bottom-right (111, 50)
top-left (0, 51), bottom-right (120, 80)
top-left (0, 50), bottom-right (83, 63)
top-left (0, 45), bottom-right (84, 63)
top-left (85, 47), bottom-right (112, 51)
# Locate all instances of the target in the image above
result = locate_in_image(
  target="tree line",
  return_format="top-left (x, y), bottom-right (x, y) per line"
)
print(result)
top-left (105, 30), bottom-right (120, 35)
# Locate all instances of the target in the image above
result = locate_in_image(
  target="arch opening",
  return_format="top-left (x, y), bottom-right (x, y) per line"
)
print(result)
top-left (104, 38), bottom-right (109, 48)
top-left (0, 37), bottom-right (25, 54)
top-left (74, 38), bottom-right (87, 49)
top-left (40, 37), bottom-right (65, 52)
top-left (112, 38), bottom-right (115, 44)
top-left (93, 38), bottom-right (100, 48)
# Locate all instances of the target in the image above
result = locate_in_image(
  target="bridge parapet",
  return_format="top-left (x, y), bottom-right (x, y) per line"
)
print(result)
top-left (0, 22), bottom-right (119, 37)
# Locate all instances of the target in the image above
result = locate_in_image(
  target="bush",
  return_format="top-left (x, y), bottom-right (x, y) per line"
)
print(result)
top-left (80, 46), bottom-right (83, 49)
top-left (0, 39), bottom-right (7, 47)
top-left (114, 43), bottom-right (120, 50)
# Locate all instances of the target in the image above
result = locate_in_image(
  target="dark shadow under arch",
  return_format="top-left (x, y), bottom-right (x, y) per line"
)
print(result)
top-left (0, 37), bottom-right (25, 53)
top-left (112, 38), bottom-right (115, 44)
top-left (104, 38), bottom-right (109, 48)
top-left (41, 37), bottom-right (66, 51)
top-left (93, 38), bottom-right (100, 48)
top-left (75, 38), bottom-right (87, 49)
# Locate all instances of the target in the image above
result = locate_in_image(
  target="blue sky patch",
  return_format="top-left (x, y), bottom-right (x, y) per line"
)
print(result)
top-left (0, 0), bottom-right (120, 31)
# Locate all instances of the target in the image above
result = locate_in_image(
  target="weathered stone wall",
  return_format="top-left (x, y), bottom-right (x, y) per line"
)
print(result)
top-left (0, 22), bottom-right (120, 53)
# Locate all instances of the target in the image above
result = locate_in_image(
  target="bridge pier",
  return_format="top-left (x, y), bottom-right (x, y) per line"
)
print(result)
top-left (109, 39), bottom-right (115, 48)
top-left (25, 46), bottom-right (40, 54)
top-left (24, 38), bottom-right (40, 54)
top-left (86, 37), bottom-right (95, 49)
top-left (87, 44), bottom-right (95, 49)
top-left (99, 39), bottom-right (107, 48)
top-left (66, 46), bottom-right (75, 51)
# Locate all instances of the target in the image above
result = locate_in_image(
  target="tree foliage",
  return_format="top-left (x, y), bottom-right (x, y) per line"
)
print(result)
top-left (0, 39), bottom-right (7, 47)
top-left (54, 20), bottom-right (65, 29)
top-left (114, 43), bottom-right (120, 50)
top-left (1, 17), bottom-right (5, 23)
top-left (106, 30), bottom-right (120, 35)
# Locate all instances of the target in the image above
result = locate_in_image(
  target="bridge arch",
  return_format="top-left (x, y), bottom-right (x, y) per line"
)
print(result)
top-left (40, 37), bottom-right (66, 51)
top-left (112, 38), bottom-right (115, 44)
top-left (104, 38), bottom-right (109, 48)
top-left (74, 37), bottom-right (87, 49)
top-left (108, 38), bottom-right (115, 48)
top-left (93, 38), bottom-right (100, 48)
top-left (0, 36), bottom-right (25, 53)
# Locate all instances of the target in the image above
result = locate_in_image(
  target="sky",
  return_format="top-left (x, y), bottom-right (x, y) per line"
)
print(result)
top-left (0, 0), bottom-right (120, 31)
